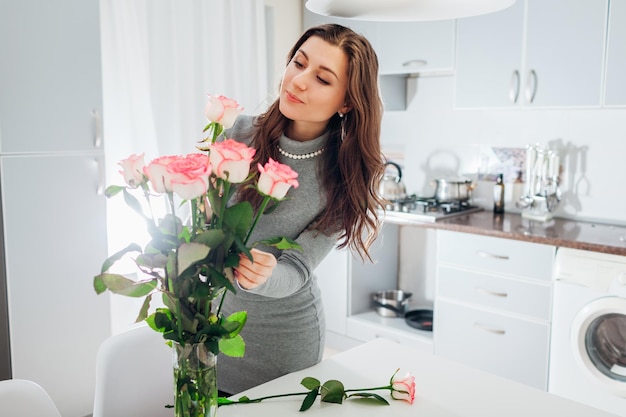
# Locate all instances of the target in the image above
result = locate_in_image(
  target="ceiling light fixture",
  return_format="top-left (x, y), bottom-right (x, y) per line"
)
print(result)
top-left (305, 0), bottom-right (516, 22)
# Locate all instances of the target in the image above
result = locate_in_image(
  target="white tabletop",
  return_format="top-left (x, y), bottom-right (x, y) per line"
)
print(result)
top-left (218, 338), bottom-right (618, 417)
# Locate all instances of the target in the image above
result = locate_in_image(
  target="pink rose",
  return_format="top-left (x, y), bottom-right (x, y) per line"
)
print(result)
top-left (118, 153), bottom-right (146, 188)
top-left (257, 158), bottom-right (299, 200)
top-left (205, 94), bottom-right (244, 129)
top-left (390, 370), bottom-right (416, 405)
top-left (144, 155), bottom-right (179, 193)
top-left (144, 154), bottom-right (211, 200)
top-left (209, 139), bottom-right (256, 183)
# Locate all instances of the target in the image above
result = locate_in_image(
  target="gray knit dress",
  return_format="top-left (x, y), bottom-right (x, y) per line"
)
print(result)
top-left (217, 115), bottom-right (338, 394)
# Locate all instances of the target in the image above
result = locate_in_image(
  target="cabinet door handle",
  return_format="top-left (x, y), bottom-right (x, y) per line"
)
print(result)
top-left (476, 250), bottom-right (510, 260)
top-left (525, 69), bottom-right (538, 103)
top-left (474, 323), bottom-right (506, 335)
top-left (402, 59), bottom-right (428, 68)
top-left (95, 157), bottom-right (105, 195)
top-left (475, 286), bottom-right (508, 298)
top-left (93, 109), bottom-right (103, 148)
top-left (509, 70), bottom-right (520, 103)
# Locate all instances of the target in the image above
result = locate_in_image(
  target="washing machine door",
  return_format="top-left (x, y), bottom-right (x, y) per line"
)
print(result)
top-left (571, 296), bottom-right (626, 397)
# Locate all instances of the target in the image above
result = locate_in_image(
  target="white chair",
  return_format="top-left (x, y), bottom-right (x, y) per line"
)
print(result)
top-left (93, 323), bottom-right (174, 417)
top-left (0, 379), bottom-right (63, 417)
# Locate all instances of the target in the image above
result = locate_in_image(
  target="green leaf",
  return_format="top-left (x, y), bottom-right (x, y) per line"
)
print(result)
top-left (301, 377), bottom-right (321, 390)
top-left (96, 273), bottom-right (157, 297)
top-left (206, 187), bottom-right (223, 217)
top-left (135, 294), bottom-right (153, 322)
top-left (100, 243), bottom-right (142, 273)
top-left (193, 228), bottom-right (225, 248)
top-left (320, 380), bottom-right (345, 404)
top-left (256, 236), bottom-right (303, 251)
top-left (93, 274), bottom-right (107, 294)
top-left (104, 184), bottom-right (125, 198)
top-left (136, 252), bottom-right (168, 270)
top-left (346, 392), bottom-right (390, 405)
top-left (223, 311), bottom-right (247, 338)
top-left (299, 389), bottom-right (319, 412)
top-left (217, 398), bottom-right (236, 406)
top-left (204, 266), bottom-right (236, 293)
top-left (230, 234), bottom-right (251, 261)
top-left (223, 202), bottom-right (253, 239)
top-left (122, 188), bottom-right (146, 217)
top-left (147, 232), bottom-right (179, 253)
top-left (218, 334), bottom-right (245, 357)
top-left (177, 242), bottom-right (211, 274)
top-left (158, 214), bottom-right (183, 236)
top-left (146, 308), bottom-right (174, 334)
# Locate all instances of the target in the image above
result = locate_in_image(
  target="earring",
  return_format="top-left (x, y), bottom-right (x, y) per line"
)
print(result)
top-left (340, 112), bottom-right (347, 141)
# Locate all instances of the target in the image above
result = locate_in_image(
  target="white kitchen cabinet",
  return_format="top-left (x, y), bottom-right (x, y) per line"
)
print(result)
top-left (0, 0), bottom-right (103, 153)
top-left (0, 154), bottom-right (110, 416)
top-left (433, 230), bottom-right (555, 390)
top-left (435, 299), bottom-right (551, 388)
top-left (303, 10), bottom-right (455, 76)
top-left (376, 21), bottom-right (455, 76)
top-left (315, 247), bottom-right (350, 335)
top-left (0, 1), bottom-right (110, 416)
top-left (605, 0), bottom-right (626, 106)
top-left (455, 0), bottom-right (607, 108)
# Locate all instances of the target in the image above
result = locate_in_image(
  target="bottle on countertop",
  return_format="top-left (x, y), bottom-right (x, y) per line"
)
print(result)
top-left (512, 170), bottom-right (524, 207)
top-left (493, 173), bottom-right (505, 214)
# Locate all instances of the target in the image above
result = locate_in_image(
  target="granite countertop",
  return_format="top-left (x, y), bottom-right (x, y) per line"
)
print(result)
top-left (385, 210), bottom-right (626, 256)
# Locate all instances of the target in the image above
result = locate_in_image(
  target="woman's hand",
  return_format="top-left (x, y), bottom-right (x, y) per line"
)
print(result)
top-left (234, 248), bottom-right (277, 290)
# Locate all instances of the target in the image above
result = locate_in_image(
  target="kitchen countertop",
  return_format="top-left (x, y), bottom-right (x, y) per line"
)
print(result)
top-left (218, 338), bottom-right (618, 417)
top-left (383, 210), bottom-right (626, 256)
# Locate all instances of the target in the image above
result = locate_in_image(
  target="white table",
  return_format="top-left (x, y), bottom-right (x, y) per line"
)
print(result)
top-left (219, 338), bottom-right (618, 417)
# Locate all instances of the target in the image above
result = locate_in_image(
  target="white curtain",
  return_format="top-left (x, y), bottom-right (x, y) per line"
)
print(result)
top-left (99, 0), bottom-right (269, 331)
top-left (100, 0), bottom-right (268, 163)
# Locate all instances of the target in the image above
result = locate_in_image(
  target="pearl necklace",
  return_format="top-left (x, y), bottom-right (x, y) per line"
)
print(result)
top-left (277, 145), bottom-right (325, 160)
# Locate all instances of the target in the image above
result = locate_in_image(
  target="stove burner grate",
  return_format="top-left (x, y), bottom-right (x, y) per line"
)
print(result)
top-left (384, 194), bottom-right (482, 220)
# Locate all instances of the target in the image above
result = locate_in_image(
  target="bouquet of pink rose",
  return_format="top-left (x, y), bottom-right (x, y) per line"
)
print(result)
top-left (93, 94), bottom-right (301, 357)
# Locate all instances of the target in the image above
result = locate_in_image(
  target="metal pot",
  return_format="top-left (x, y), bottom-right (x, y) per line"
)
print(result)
top-left (372, 290), bottom-right (412, 317)
top-left (379, 161), bottom-right (407, 201)
top-left (433, 178), bottom-right (474, 202)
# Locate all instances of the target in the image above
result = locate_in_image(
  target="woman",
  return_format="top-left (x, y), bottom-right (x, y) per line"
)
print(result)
top-left (218, 23), bottom-right (385, 394)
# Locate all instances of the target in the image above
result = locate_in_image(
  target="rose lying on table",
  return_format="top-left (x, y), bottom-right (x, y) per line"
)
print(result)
top-left (218, 369), bottom-right (416, 411)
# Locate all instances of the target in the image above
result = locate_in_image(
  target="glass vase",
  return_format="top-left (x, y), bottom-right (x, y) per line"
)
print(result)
top-left (173, 342), bottom-right (218, 417)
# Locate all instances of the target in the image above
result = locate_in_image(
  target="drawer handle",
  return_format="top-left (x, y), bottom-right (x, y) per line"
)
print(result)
top-left (476, 250), bottom-right (510, 260)
top-left (375, 334), bottom-right (401, 344)
top-left (475, 287), bottom-right (508, 298)
top-left (473, 323), bottom-right (506, 335)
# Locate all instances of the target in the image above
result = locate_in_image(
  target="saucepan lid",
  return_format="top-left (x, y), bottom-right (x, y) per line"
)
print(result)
top-left (404, 309), bottom-right (433, 331)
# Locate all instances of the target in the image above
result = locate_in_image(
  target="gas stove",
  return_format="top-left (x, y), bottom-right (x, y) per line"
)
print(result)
top-left (382, 195), bottom-right (483, 224)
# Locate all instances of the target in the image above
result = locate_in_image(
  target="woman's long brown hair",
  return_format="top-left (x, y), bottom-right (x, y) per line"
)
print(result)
top-left (238, 24), bottom-right (385, 261)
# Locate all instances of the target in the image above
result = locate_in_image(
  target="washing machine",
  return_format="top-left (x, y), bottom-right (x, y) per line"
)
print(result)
top-left (549, 247), bottom-right (626, 416)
